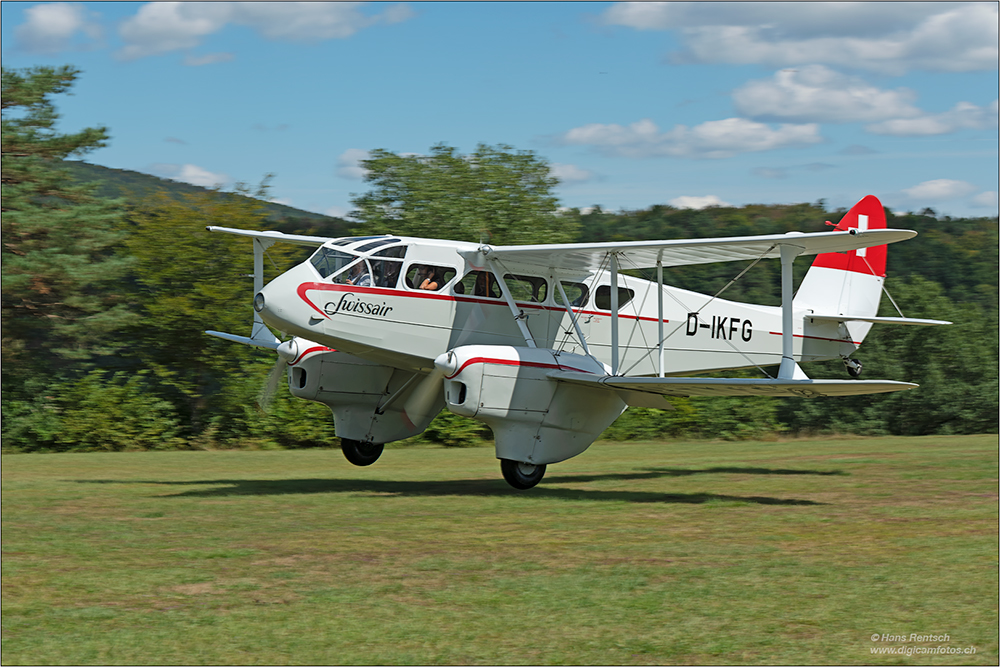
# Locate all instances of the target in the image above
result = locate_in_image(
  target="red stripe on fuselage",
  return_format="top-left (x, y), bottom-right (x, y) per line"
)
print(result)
top-left (768, 331), bottom-right (861, 344)
top-left (296, 282), bottom-right (670, 323)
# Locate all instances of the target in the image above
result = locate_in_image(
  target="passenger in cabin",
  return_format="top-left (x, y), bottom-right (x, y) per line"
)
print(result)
top-left (474, 272), bottom-right (489, 297)
top-left (419, 267), bottom-right (439, 291)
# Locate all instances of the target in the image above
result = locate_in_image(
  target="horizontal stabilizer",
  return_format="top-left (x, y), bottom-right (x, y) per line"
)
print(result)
top-left (205, 330), bottom-right (279, 350)
top-left (807, 314), bottom-right (951, 326)
top-left (549, 371), bottom-right (917, 398)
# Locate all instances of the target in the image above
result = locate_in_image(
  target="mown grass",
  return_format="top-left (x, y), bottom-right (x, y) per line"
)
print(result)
top-left (2, 435), bottom-right (997, 665)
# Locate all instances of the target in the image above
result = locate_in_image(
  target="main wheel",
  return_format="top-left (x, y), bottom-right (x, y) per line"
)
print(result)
top-left (341, 439), bottom-right (384, 466)
top-left (500, 459), bottom-right (546, 489)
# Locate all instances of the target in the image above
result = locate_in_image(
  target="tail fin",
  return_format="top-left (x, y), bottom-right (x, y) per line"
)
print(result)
top-left (794, 195), bottom-right (887, 342)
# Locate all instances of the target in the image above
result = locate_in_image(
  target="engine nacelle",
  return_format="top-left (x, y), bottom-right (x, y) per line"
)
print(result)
top-left (440, 345), bottom-right (626, 465)
top-left (284, 339), bottom-right (442, 444)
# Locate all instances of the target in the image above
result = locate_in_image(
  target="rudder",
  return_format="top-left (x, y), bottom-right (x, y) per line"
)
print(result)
top-left (794, 195), bottom-right (888, 343)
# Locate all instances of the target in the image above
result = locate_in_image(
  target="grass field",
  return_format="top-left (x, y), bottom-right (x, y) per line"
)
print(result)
top-left (2, 435), bottom-right (997, 665)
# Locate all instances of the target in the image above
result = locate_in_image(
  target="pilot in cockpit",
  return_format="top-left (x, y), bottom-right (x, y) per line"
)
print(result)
top-left (347, 261), bottom-right (372, 287)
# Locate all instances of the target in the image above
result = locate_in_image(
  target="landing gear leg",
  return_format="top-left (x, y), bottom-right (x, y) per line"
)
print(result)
top-left (842, 356), bottom-right (863, 378)
top-left (500, 459), bottom-right (546, 489)
top-left (341, 439), bottom-right (384, 466)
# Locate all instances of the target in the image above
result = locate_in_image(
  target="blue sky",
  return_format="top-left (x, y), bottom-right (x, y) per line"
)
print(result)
top-left (3, 1), bottom-right (997, 219)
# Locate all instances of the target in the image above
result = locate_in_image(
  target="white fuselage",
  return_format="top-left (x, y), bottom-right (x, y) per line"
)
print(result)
top-left (257, 235), bottom-right (858, 377)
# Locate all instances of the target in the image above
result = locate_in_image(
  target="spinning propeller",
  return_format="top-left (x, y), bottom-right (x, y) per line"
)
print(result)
top-left (255, 339), bottom-right (299, 413)
top-left (401, 351), bottom-right (457, 426)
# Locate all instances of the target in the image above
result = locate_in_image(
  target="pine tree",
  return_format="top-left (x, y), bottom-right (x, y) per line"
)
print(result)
top-left (2, 66), bottom-right (135, 388)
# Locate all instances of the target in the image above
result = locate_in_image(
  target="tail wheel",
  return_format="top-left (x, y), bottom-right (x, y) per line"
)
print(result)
top-left (341, 439), bottom-right (384, 466)
top-left (500, 459), bottom-right (546, 489)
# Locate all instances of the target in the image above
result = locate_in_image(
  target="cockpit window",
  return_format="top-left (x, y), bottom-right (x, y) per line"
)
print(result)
top-left (310, 247), bottom-right (357, 279)
top-left (355, 238), bottom-right (401, 253)
top-left (370, 257), bottom-right (403, 288)
top-left (330, 236), bottom-right (382, 247)
top-left (372, 245), bottom-right (407, 259)
top-left (333, 259), bottom-right (373, 286)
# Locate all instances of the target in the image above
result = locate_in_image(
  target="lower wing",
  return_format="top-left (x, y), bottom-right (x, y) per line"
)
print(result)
top-left (549, 371), bottom-right (917, 399)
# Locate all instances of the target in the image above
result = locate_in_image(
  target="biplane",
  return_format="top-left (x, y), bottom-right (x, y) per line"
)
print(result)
top-left (206, 195), bottom-right (948, 489)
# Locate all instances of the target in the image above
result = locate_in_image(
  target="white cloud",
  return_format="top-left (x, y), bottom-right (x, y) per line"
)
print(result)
top-left (178, 164), bottom-right (229, 188)
top-left (559, 117), bottom-right (822, 159)
top-left (866, 100), bottom-right (998, 136)
top-left (336, 149), bottom-right (370, 180)
top-left (147, 163), bottom-right (228, 187)
top-left (971, 191), bottom-right (998, 208)
top-left (902, 179), bottom-right (976, 200)
top-left (550, 163), bottom-right (595, 184)
top-left (14, 2), bottom-right (103, 54)
top-left (733, 66), bottom-right (922, 123)
top-left (669, 195), bottom-right (731, 210)
top-left (602, 2), bottom-right (998, 74)
top-left (117, 2), bottom-right (414, 61)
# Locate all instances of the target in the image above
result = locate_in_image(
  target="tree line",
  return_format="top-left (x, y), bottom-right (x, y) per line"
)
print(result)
top-left (2, 66), bottom-right (996, 453)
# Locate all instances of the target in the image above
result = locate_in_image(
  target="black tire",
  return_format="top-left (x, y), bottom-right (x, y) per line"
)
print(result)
top-left (341, 439), bottom-right (384, 466)
top-left (500, 459), bottom-right (546, 489)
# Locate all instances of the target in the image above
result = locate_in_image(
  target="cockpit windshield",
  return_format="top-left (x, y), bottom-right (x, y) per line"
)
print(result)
top-left (309, 244), bottom-right (408, 288)
top-left (310, 247), bottom-right (357, 279)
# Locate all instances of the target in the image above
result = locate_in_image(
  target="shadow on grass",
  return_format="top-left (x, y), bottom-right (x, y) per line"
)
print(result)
top-left (546, 466), bottom-right (847, 485)
top-left (75, 467), bottom-right (830, 505)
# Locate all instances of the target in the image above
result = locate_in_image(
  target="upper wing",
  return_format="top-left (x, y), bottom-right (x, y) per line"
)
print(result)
top-left (549, 371), bottom-right (917, 398)
top-left (463, 228), bottom-right (916, 272)
top-left (206, 226), bottom-right (332, 247)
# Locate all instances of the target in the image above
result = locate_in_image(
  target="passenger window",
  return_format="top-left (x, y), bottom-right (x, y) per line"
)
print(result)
top-left (370, 258), bottom-right (403, 288)
top-left (405, 264), bottom-right (456, 291)
top-left (456, 270), bottom-right (501, 298)
top-left (594, 285), bottom-right (635, 310)
top-left (557, 282), bottom-right (589, 308)
top-left (504, 274), bottom-right (547, 303)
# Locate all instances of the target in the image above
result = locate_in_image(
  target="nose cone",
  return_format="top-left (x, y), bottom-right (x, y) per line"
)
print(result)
top-left (255, 262), bottom-right (317, 337)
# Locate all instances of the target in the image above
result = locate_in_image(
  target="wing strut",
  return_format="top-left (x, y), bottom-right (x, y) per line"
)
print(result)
top-left (610, 252), bottom-right (620, 375)
top-left (487, 258), bottom-right (537, 349)
top-left (656, 258), bottom-right (664, 377)
top-left (778, 243), bottom-right (805, 379)
top-left (251, 237), bottom-right (281, 346)
top-left (555, 280), bottom-right (591, 356)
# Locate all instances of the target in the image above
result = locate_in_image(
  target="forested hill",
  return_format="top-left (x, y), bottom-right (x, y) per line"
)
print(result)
top-left (62, 161), bottom-right (357, 238)
top-left (65, 161), bottom-right (1000, 310)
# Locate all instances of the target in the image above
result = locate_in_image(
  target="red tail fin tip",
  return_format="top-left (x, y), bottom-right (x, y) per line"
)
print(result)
top-left (811, 195), bottom-right (887, 277)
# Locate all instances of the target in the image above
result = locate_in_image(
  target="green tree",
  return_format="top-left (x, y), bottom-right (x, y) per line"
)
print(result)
top-left (778, 276), bottom-right (998, 435)
top-left (2, 66), bottom-right (135, 382)
top-left (123, 182), bottom-right (310, 438)
top-left (350, 143), bottom-right (574, 245)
